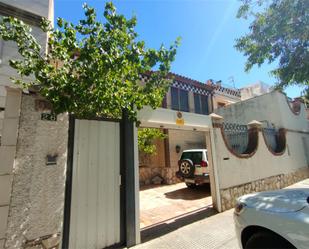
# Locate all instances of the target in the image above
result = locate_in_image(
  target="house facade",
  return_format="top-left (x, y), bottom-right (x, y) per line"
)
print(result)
top-left (211, 81), bottom-right (241, 109)
top-left (138, 73), bottom-right (241, 186)
top-left (240, 81), bottom-right (271, 101)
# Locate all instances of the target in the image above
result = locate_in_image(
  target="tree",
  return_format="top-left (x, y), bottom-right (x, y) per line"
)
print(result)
top-left (0, 2), bottom-right (180, 120)
top-left (235, 0), bottom-right (309, 98)
top-left (138, 128), bottom-right (167, 155)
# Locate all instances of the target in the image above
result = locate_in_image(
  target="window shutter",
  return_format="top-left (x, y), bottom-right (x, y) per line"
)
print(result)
top-left (171, 87), bottom-right (179, 110)
top-left (201, 95), bottom-right (209, 115)
top-left (179, 89), bottom-right (189, 112)
top-left (194, 94), bottom-right (201, 114)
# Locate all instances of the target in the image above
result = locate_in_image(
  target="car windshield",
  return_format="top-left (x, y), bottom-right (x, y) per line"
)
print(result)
top-left (181, 152), bottom-right (203, 164)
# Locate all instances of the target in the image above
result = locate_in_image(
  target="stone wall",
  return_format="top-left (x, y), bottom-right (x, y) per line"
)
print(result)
top-left (4, 94), bottom-right (68, 249)
top-left (139, 137), bottom-right (167, 186)
top-left (139, 166), bottom-right (181, 185)
top-left (220, 167), bottom-right (309, 211)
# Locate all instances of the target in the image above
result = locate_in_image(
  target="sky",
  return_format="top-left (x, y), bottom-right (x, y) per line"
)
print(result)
top-left (54, 0), bottom-right (305, 98)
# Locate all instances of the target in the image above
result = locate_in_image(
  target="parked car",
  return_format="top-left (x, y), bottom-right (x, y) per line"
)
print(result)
top-left (234, 188), bottom-right (309, 249)
top-left (176, 149), bottom-right (209, 188)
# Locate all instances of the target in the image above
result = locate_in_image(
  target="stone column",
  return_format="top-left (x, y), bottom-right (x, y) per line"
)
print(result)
top-left (0, 87), bottom-right (22, 249)
top-left (247, 120), bottom-right (262, 155)
top-left (208, 113), bottom-right (224, 212)
top-left (247, 120), bottom-right (262, 129)
top-left (210, 113), bottom-right (224, 127)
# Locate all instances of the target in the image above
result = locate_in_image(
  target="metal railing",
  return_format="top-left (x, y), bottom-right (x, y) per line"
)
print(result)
top-left (263, 127), bottom-right (278, 152)
top-left (222, 122), bottom-right (249, 154)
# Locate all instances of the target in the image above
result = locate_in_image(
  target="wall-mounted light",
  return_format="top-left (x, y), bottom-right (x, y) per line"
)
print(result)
top-left (175, 144), bottom-right (181, 153)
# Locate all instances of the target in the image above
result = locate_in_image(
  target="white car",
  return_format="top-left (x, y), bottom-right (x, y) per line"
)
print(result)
top-left (176, 149), bottom-right (209, 188)
top-left (234, 187), bottom-right (309, 249)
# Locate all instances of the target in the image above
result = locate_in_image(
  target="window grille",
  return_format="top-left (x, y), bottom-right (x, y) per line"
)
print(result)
top-left (263, 128), bottom-right (278, 151)
top-left (222, 122), bottom-right (249, 154)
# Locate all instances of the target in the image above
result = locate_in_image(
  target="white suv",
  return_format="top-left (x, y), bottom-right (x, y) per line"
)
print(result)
top-left (176, 149), bottom-right (209, 188)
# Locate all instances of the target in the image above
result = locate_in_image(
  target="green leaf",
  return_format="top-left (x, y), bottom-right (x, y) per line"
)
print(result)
top-left (0, 2), bottom-right (180, 121)
top-left (235, 0), bottom-right (309, 93)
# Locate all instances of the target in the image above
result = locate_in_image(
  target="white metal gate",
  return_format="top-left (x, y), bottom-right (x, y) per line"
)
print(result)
top-left (69, 119), bottom-right (121, 249)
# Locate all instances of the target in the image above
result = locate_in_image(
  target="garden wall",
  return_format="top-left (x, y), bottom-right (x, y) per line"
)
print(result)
top-left (213, 91), bottom-right (309, 211)
top-left (2, 92), bottom-right (68, 249)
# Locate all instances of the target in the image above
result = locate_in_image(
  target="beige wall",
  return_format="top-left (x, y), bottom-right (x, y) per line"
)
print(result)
top-left (139, 139), bottom-right (166, 168)
top-left (240, 82), bottom-right (270, 101)
top-left (213, 94), bottom-right (238, 110)
top-left (3, 94), bottom-right (68, 249)
top-left (168, 129), bottom-right (207, 169)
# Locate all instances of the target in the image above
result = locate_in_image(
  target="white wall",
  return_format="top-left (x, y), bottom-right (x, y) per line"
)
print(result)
top-left (0, 0), bottom-right (53, 136)
top-left (216, 91), bottom-right (308, 131)
top-left (213, 90), bottom-right (309, 194)
top-left (213, 130), bottom-right (309, 189)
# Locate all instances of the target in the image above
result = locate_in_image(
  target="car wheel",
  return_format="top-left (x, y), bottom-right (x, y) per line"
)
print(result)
top-left (178, 159), bottom-right (194, 178)
top-left (245, 231), bottom-right (296, 249)
top-left (185, 183), bottom-right (197, 188)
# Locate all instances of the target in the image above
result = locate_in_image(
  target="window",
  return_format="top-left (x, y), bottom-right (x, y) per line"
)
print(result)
top-left (171, 87), bottom-right (189, 112)
top-left (194, 94), bottom-right (201, 114)
top-left (194, 93), bottom-right (209, 115)
top-left (181, 152), bottom-right (202, 164)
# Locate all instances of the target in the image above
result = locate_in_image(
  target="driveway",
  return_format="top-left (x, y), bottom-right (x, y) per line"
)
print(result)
top-left (140, 182), bottom-right (213, 229)
top-left (138, 182), bottom-right (239, 248)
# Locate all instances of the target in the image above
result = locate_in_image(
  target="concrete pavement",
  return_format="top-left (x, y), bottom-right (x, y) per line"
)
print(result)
top-left (133, 179), bottom-right (309, 249)
top-left (135, 208), bottom-right (239, 249)
top-left (136, 182), bottom-right (239, 249)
